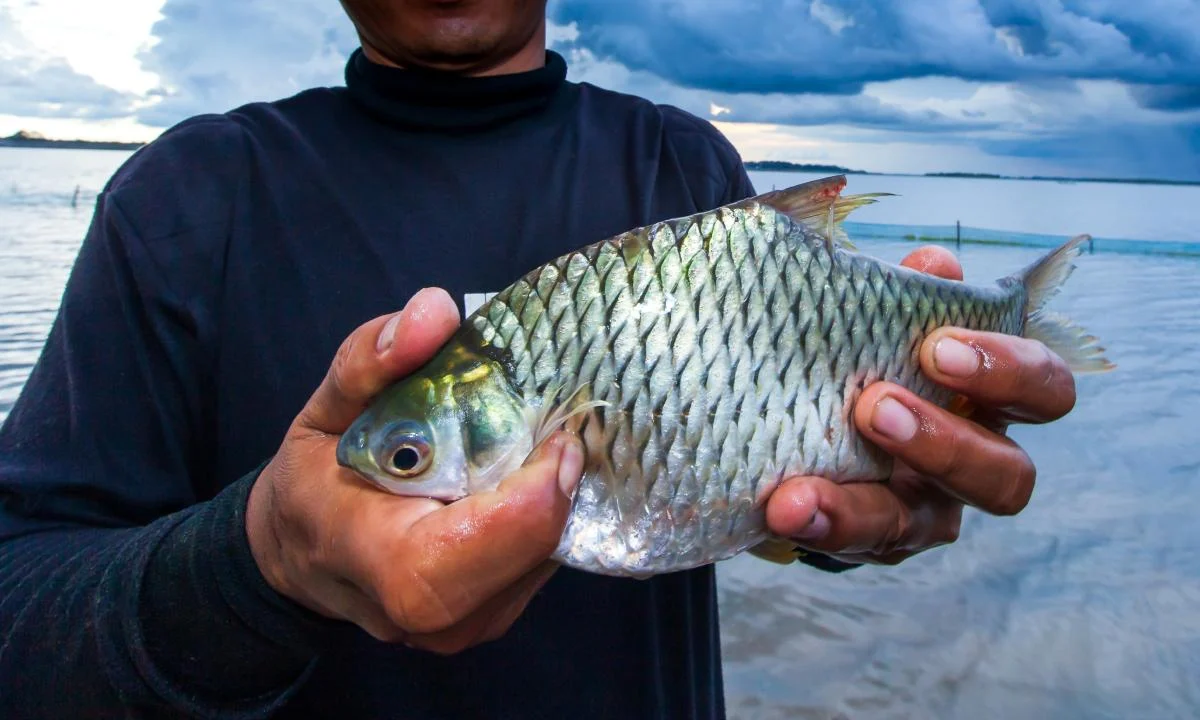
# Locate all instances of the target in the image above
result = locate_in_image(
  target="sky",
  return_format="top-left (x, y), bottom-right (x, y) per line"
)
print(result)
top-left (1, 0), bottom-right (1198, 180)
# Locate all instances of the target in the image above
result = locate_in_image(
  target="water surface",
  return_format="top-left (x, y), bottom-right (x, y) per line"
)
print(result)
top-left (2, 149), bottom-right (1197, 718)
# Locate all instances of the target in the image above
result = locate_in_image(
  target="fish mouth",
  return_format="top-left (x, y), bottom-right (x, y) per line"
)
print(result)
top-left (336, 422), bottom-right (371, 471)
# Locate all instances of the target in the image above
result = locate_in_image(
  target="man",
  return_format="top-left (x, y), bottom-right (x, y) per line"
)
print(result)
top-left (0, 1), bottom-right (1075, 717)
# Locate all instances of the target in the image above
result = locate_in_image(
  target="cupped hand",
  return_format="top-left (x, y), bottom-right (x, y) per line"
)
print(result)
top-left (765, 246), bottom-right (1077, 565)
top-left (245, 288), bottom-right (583, 654)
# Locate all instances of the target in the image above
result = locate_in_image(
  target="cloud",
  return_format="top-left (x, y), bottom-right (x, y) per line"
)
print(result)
top-left (134, 0), bottom-right (358, 126)
top-left (1129, 84), bottom-right (1200, 112)
top-left (0, 7), bottom-right (136, 120)
top-left (560, 45), bottom-right (993, 134)
top-left (545, 3), bottom-right (1200, 179)
top-left (548, 0), bottom-right (1200, 94)
top-left (4, 0), bottom-right (1195, 180)
top-left (980, 121), bottom-right (1200, 181)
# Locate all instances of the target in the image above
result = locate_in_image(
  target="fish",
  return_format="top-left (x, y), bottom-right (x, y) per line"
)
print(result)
top-left (336, 175), bottom-right (1113, 578)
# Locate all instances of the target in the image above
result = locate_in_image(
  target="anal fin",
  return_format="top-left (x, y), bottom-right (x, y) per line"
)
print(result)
top-left (748, 536), bottom-right (809, 565)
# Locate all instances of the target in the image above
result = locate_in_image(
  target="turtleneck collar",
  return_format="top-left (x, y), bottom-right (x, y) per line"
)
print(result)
top-left (344, 47), bottom-right (571, 133)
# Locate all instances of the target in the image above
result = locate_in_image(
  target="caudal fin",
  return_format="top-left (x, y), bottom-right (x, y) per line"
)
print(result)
top-left (1017, 234), bottom-right (1115, 373)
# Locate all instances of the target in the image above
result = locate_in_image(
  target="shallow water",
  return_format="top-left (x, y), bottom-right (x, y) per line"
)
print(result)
top-left (2, 149), bottom-right (1197, 718)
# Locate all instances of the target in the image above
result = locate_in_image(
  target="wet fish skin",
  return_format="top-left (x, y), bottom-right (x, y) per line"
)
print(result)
top-left (336, 175), bottom-right (1110, 578)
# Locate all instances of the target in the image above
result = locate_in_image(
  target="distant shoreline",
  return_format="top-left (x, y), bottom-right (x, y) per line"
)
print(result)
top-left (2, 139), bottom-right (1195, 187)
top-left (1, 133), bottom-right (145, 152)
top-left (744, 160), bottom-right (1200, 188)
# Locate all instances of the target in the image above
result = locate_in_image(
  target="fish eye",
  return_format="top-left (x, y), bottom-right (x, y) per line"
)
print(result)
top-left (392, 446), bottom-right (422, 473)
top-left (380, 429), bottom-right (433, 478)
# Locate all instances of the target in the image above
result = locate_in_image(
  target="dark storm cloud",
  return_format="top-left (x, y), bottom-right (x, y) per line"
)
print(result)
top-left (1129, 85), bottom-right (1200, 112)
top-left (979, 121), bottom-right (1200, 181)
top-left (549, 0), bottom-right (1200, 96)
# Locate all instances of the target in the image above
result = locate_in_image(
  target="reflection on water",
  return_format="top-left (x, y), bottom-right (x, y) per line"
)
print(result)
top-left (2, 150), bottom-right (1198, 718)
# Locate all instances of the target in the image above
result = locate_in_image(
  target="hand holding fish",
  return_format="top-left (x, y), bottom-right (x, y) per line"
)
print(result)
top-left (245, 288), bottom-right (584, 655)
top-left (766, 246), bottom-right (1077, 565)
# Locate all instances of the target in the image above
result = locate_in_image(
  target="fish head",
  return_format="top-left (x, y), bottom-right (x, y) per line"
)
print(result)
top-left (336, 342), bottom-right (533, 502)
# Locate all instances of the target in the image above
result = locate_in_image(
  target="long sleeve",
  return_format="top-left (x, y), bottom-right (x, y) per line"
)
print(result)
top-left (0, 123), bottom-right (337, 717)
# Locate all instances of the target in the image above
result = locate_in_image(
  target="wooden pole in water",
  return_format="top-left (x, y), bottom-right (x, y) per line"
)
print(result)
top-left (956, 220), bottom-right (961, 249)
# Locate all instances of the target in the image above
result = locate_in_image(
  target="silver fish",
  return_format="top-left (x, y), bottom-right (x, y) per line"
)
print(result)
top-left (337, 175), bottom-right (1112, 577)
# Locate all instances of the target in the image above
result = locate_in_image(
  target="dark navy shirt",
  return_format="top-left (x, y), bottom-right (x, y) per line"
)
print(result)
top-left (0, 50), bottom-right (760, 718)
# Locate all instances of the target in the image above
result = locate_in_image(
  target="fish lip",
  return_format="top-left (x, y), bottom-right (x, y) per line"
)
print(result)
top-left (334, 437), bottom-right (351, 469)
top-left (335, 423), bottom-right (369, 470)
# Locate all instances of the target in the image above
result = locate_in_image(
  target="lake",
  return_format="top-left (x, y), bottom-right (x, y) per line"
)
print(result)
top-left (2, 148), bottom-right (1198, 719)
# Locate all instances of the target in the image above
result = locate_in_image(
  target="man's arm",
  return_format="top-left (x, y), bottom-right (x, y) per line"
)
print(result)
top-left (0, 176), bottom-right (329, 717)
top-left (1, 125), bottom-right (589, 718)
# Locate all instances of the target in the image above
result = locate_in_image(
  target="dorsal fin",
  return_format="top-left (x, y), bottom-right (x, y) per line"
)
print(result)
top-left (748, 175), bottom-right (892, 252)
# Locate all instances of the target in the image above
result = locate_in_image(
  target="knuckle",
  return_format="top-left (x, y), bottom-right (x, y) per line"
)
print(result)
top-left (414, 635), bottom-right (475, 657)
top-left (481, 619), bottom-right (517, 644)
top-left (385, 569), bottom-right (461, 635)
top-left (876, 552), bottom-right (910, 567)
top-left (994, 455), bottom-right (1037, 516)
top-left (940, 508), bottom-right (963, 545)
top-left (1053, 367), bottom-right (1078, 419)
top-left (328, 335), bottom-right (359, 395)
top-left (334, 332), bottom-right (358, 376)
top-left (362, 623), bottom-right (408, 645)
top-left (873, 504), bottom-right (912, 556)
top-left (1034, 342), bottom-right (1058, 389)
top-left (925, 419), bottom-right (965, 479)
top-left (1007, 340), bottom-right (1058, 406)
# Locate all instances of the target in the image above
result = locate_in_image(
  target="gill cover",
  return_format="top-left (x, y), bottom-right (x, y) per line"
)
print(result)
top-left (335, 340), bottom-right (532, 501)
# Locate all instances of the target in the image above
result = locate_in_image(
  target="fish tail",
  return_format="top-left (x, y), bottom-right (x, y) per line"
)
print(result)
top-left (1014, 234), bottom-right (1115, 373)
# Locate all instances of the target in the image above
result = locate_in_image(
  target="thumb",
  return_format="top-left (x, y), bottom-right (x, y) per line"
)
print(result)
top-left (299, 287), bottom-right (461, 434)
top-left (403, 433), bottom-right (585, 609)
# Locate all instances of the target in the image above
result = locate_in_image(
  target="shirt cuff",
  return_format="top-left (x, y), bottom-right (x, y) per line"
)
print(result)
top-left (106, 462), bottom-right (344, 718)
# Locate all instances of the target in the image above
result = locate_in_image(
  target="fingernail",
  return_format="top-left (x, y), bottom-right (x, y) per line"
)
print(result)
top-left (557, 436), bottom-right (583, 498)
top-left (376, 313), bottom-right (403, 354)
top-left (934, 337), bottom-right (980, 378)
top-left (793, 508), bottom-right (830, 541)
top-left (872, 396), bottom-right (918, 443)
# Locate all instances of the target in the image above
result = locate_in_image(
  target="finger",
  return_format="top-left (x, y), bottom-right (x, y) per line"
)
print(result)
top-left (765, 474), bottom-right (962, 556)
top-left (407, 561), bottom-right (559, 655)
top-left (367, 433), bottom-right (583, 635)
top-left (920, 328), bottom-right (1076, 423)
top-left (854, 383), bottom-right (1037, 516)
top-left (300, 287), bottom-right (460, 433)
top-left (900, 245), bottom-right (963, 281)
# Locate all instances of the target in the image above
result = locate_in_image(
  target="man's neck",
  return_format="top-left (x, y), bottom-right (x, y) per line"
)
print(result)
top-left (361, 25), bottom-right (547, 77)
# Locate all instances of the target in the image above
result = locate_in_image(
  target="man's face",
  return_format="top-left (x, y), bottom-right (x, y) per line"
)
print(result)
top-left (340, 0), bottom-right (548, 73)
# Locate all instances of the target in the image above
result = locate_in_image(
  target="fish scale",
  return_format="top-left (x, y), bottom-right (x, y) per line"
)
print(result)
top-left (338, 175), bottom-right (1112, 578)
